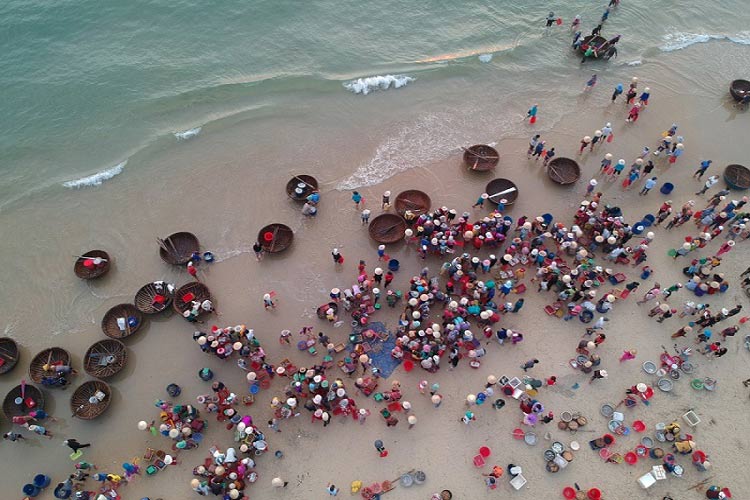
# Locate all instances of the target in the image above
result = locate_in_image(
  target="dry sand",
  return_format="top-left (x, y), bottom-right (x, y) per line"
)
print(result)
top-left (2, 75), bottom-right (750, 500)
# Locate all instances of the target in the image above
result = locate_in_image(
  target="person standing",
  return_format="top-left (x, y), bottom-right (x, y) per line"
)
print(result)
top-left (611, 84), bottom-right (624, 102)
top-left (532, 141), bottom-right (545, 161)
top-left (527, 134), bottom-right (541, 157)
top-left (331, 248), bottom-right (344, 264)
top-left (526, 104), bottom-right (538, 123)
top-left (545, 12), bottom-right (556, 27)
top-left (590, 369), bottom-right (608, 382)
top-left (252, 241), bottom-right (264, 261)
top-left (520, 358), bottom-right (539, 371)
top-left (696, 175), bottom-right (720, 195)
top-left (584, 74), bottom-right (597, 92)
top-left (352, 191), bottom-right (362, 208)
top-left (542, 147), bottom-right (556, 166)
top-left (638, 87), bottom-right (651, 106)
top-left (640, 177), bottom-right (658, 195)
top-left (381, 191), bottom-right (391, 209)
top-left (694, 160), bottom-right (712, 179)
top-left (360, 209), bottom-right (371, 225)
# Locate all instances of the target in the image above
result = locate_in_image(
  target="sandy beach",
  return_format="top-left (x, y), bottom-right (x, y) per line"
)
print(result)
top-left (2, 7), bottom-right (750, 500)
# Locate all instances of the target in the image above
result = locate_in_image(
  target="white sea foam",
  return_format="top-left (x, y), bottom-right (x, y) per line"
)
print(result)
top-left (626, 59), bottom-right (642, 66)
top-left (343, 75), bottom-right (414, 95)
top-left (660, 31), bottom-right (750, 52)
top-left (478, 54), bottom-right (493, 63)
top-left (62, 161), bottom-right (126, 188)
top-left (174, 127), bottom-right (202, 140)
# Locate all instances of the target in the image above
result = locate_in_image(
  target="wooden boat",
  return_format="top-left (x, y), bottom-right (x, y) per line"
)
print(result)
top-left (368, 213), bottom-right (407, 244)
top-left (74, 250), bottom-right (111, 279)
top-left (3, 383), bottom-right (44, 418)
top-left (730, 79), bottom-right (750, 102)
top-left (134, 282), bottom-right (174, 314)
top-left (395, 190), bottom-right (432, 218)
top-left (463, 145), bottom-right (499, 171)
top-left (158, 232), bottom-right (199, 265)
top-left (485, 178), bottom-right (519, 205)
top-left (723, 164), bottom-right (750, 190)
top-left (173, 282), bottom-right (212, 317)
top-left (0, 337), bottom-right (19, 375)
top-left (547, 158), bottom-right (581, 185)
top-left (286, 175), bottom-right (319, 201)
top-left (84, 339), bottom-right (128, 379)
top-left (257, 223), bottom-right (294, 253)
top-left (101, 303), bottom-right (144, 339)
top-left (29, 347), bottom-right (72, 385)
top-left (70, 380), bottom-right (111, 420)
top-left (578, 35), bottom-right (609, 57)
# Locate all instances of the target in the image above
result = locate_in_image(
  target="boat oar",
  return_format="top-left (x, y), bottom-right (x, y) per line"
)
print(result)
top-left (461, 147), bottom-right (499, 161)
top-left (74, 254), bottom-right (109, 262)
top-left (487, 187), bottom-right (517, 200)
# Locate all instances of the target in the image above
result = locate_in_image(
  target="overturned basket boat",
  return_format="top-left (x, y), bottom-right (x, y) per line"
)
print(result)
top-left (368, 213), bottom-right (407, 244)
top-left (74, 250), bottom-right (111, 280)
top-left (0, 337), bottom-right (20, 375)
top-left (485, 178), bottom-right (519, 205)
top-left (395, 190), bottom-right (432, 218)
top-left (463, 144), bottom-right (499, 172)
top-left (3, 383), bottom-right (44, 418)
top-left (101, 304), bottom-right (144, 339)
top-left (158, 232), bottom-right (199, 265)
top-left (286, 175), bottom-right (319, 201)
top-left (729, 79), bottom-right (750, 102)
top-left (723, 164), bottom-right (750, 190)
top-left (134, 282), bottom-right (175, 314)
top-left (257, 223), bottom-right (294, 254)
top-left (29, 347), bottom-right (72, 385)
top-left (84, 339), bottom-right (128, 379)
top-left (173, 282), bottom-right (212, 316)
top-left (71, 380), bottom-right (112, 420)
top-left (547, 157), bottom-right (581, 185)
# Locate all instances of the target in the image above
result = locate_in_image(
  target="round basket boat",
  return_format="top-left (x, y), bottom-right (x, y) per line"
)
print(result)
top-left (70, 380), bottom-right (112, 420)
top-left (577, 35), bottom-right (608, 56)
top-left (29, 347), bottom-right (72, 385)
top-left (83, 339), bottom-right (128, 379)
top-left (463, 144), bottom-right (499, 171)
top-left (547, 158), bottom-right (581, 185)
top-left (0, 337), bottom-right (20, 375)
top-left (286, 175), bottom-right (318, 202)
top-left (730, 79), bottom-right (750, 102)
top-left (74, 250), bottom-right (111, 280)
top-left (368, 214), bottom-right (407, 244)
top-left (134, 282), bottom-right (175, 314)
top-left (158, 232), bottom-right (199, 265)
top-left (395, 190), bottom-right (432, 218)
top-left (257, 223), bottom-right (294, 254)
top-left (173, 282), bottom-right (212, 317)
top-left (3, 384), bottom-right (44, 418)
top-left (101, 304), bottom-right (144, 339)
top-left (723, 164), bottom-right (750, 190)
top-left (485, 178), bottom-right (519, 205)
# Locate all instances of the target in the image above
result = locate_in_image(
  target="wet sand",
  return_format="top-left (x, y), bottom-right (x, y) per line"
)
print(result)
top-left (2, 62), bottom-right (750, 499)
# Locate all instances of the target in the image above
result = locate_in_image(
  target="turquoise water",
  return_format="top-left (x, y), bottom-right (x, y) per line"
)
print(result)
top-left (1, 0), bottom-right (748, 206)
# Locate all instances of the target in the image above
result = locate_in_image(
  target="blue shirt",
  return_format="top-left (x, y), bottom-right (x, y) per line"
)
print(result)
top-left (644, 179), bottom-right (657, 189)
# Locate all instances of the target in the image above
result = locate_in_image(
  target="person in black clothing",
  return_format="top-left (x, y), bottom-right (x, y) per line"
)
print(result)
top-left (64, 439), bottom-right (91, 453)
